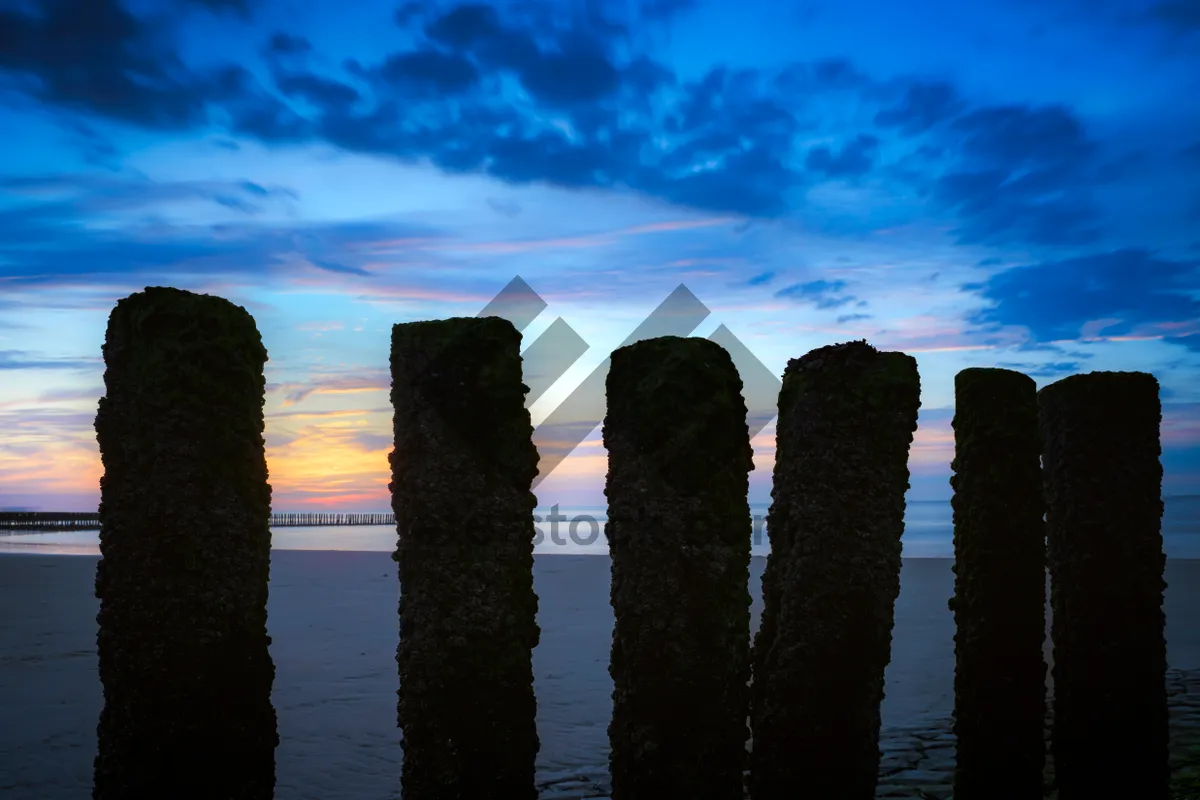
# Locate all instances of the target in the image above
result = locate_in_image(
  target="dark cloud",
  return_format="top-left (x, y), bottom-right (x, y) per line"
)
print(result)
top-left (805, 134), bottom-right (879, 178)
top-left (933, 103), bottom-right (1104, 246)
top-left (424, 3), bottom-right (542, 70)
top-left (274, 71), bottom-right (361, 108)
top-left (425, 4), bottom-right (504, 49)
top-left (936, 168), bottom-right (1103, 246)
top-left (215, 62), bottom-right (316, 141)
top-left (423, 7), bottom-right (626, 106)
top-left (952, 104), bottom-right (1094, 167)
top-left (0, 173), bottom-right (296, 215)
top-left (61, 118), bottom-right (121, 168)
top-left (836, 312), bottom-right (871, 323)
top-left (641, 146), bottom-right (799, 216)
top-left (288, 8), bottom-right (798, 215)
top-left (1164, 333), bottom-right (1200, 351)
top-left (1012, 342), bottom-right (1095, 359)
top-left (874, 81), bottom-right (963, 135)
top-left (265, 33), bottom-right (312, 55)
top-left (520, 48), bottom-right (622, 106)
top-left (0, 0), bottom-right (1183, 249)
top-left (184, 0), bottom-right (253, 15)
top-left (309, 258), bottom-right (373, 276)
top-left (378, 49), bottom-right (481, 96)
top-left (1150, 0), bottom-right (1200, 31)
top-left (993, 360), bottom-right (1082, 378)
top-left (0, 174), bottom-right (440, 287)
top-left (775, 278), bottom-right (859, 309)
top-left (746, 271), bottom-right (775, 286)
top-left (965, 248), bottom-right (1200, 346)
top-left (0, 0), bottom-right (216, 128)
top-left (212, 193), bottom-right (259, 212)
top-left (773, 58), bottom-right (874, 93)
top-left (239, 181), bottom-right (270, 196)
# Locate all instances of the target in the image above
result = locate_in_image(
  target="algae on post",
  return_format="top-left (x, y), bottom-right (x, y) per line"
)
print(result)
top-left (750, 339), bottom-right (920, 800)
top-left (949, 367), bottom-right (1047, 799)
top-left (1039, 371), bottom-right (1169, 800)
top-left (604, 335), bottom-right (754, 799)
top-left (390, 316), bottom-right (540, 800)
top-left (93, 286), bottom-right (277, 800)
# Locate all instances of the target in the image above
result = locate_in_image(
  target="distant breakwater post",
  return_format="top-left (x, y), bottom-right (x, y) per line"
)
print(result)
top-left (389, 317), bottom-right (540, 800)
top-left (0, 511), bottom-right (398, 532)
top-left (604, 336), bottom-right (754, 799)
top-left (948, 368), bottom-right (1047, 799)
top-left (0, 512), bottom-right (103, 531)
top-left (92, 287), bottom-right (277, 799)
top-left (750, 341), bottom-right (921, 800)
top-left (268, 512), bottom-right (394, 527)
top-left (1039, 372), bottom-right (1170, 800)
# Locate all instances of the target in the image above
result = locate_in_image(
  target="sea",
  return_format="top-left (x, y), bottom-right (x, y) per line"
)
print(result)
top-left (2, 497), bottom-right (1199, 558)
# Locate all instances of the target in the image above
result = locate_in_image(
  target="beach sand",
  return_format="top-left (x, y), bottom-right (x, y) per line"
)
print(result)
top-left (1, 552), bottom-right (1198, 799)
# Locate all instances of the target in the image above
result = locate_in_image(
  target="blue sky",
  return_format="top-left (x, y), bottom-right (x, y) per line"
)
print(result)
top-left (0, 0), bottom-right (1198, 511)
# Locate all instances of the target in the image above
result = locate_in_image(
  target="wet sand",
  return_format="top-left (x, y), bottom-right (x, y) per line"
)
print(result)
top-left (1, 552), bottom-right (1197, 799)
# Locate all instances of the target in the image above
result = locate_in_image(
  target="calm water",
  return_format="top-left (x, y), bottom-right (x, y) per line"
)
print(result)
top-left (3, 497), bottom-right (1199, 558)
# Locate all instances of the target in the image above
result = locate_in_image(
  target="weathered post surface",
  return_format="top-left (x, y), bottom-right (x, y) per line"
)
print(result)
top-left (93, 286), bottom-right (277, 799)
top-left (389, 316), bottom-right (540, 800)
top-left (604, 335), bottom-right (754, 800)
top-left (949, 367), bottom-right (1046, 799)
top-left (1039, 371), bottom-right (1169, 800)
top-left (750, 340), bottom-right (920, 800)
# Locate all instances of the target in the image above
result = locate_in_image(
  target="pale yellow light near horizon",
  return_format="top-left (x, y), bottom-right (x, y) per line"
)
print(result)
top-left (0, 360), bottom-right (968, 511)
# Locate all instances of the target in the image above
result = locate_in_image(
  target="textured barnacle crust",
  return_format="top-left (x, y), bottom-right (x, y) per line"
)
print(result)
top-left (749, 339), bottom-right (920, 800)
top-left (1038, 371), bottom-right (1169, 800)
top-left (948, 368), bottom-right (1046, 799)
top-left (92, 286), bottom-right (277, 799)
top-left (389, 316), bottom-right (540, 800)
top-left (603, 336), bottom-right (754, 800)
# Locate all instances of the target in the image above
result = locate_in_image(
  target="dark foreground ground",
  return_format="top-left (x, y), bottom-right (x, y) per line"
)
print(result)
top-left (1, 553), bottom-right (1198, 799)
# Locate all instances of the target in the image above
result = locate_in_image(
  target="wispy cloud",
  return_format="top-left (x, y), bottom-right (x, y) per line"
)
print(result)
top-left (0, 350), bottom-right (100, 371)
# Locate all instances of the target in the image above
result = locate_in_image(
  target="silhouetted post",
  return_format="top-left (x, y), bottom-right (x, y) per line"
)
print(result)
top-left (93, 286), bottom-right (277, 799)
top-left (604, 336), bottom-right (754, 799)
top-left (948, 368), bottom-right (1046, 799)
top-left (390, 317), bottom-right (540, 800)
top-left (1038, 371), bottom-right (1168, 800)
top-left (750, 340), bottom-right (920, 800)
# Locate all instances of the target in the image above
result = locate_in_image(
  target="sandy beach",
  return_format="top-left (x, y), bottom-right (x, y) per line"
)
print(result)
top-left (1, 552), bottom-right (1198, 799)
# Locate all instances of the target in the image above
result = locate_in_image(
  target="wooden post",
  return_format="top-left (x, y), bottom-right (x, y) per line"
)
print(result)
top-left (93, 286), bottom-right (276, 799)
top-left (390, 317), bottom-right (540, 799)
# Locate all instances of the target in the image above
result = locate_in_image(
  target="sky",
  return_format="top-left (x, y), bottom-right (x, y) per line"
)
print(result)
top-left (0, 0), bottom-right (1198, 513)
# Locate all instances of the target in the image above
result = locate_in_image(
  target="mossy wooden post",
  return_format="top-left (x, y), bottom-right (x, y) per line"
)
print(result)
top-left (604, 336), bottom-right (754, 799)
top-left (1039, 371), bottom-right (1168, 800)
top-left (93, 286), bottom-right (277, 799)
top-left (389, 317), bottom-right (540, 800)
top-left (750, 340), bottom-right (920, 800)
top-left (948, 368), bottom-right (1046, 799)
